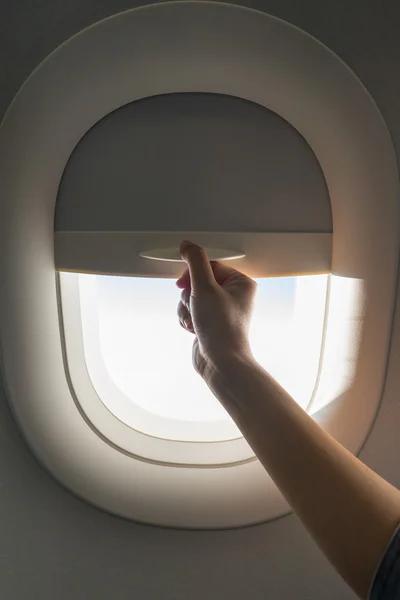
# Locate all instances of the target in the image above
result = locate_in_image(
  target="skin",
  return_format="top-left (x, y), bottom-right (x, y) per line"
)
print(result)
top-left (176, 240), bottom-right (400, 600)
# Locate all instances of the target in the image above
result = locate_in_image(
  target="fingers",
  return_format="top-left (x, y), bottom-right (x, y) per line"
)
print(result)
top-left (180, 287), bottom-right (191, 310)
top-left (211, 261), bottom-right (249, 285)
top-left (176, 241), bottom-right (256, 296)
top-left (179, 240), bottom-right (216, 295)
top-left (177, 298), bottom-right (194, 333)
top-left (211, 262), bottom-right (257, 307)
top-left (176, 267), bottom-right (190, 290)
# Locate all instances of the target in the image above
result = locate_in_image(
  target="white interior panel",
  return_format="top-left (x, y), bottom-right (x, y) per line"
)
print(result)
top-left (0, 2), bottom-right (398, 528)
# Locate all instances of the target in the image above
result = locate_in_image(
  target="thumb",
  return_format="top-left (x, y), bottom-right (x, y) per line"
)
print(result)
top-left (180, 241), bottom-right (216, 294)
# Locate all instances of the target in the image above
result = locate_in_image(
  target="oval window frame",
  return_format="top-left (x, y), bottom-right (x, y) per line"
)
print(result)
top-left (0, 2), bottom-right (398, 529)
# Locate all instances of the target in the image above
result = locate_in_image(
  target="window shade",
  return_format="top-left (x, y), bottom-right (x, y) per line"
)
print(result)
top-left (54, 93), bottom-right (332, 276)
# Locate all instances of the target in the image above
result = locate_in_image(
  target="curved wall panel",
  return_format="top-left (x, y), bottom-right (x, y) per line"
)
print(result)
top-left (0, 2), bottom-right (398, 528)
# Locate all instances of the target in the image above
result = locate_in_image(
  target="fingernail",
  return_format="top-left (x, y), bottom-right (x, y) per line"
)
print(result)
top-left (181, 239), bottom-right (194, 249)
top-left (180, 240), bottom-right (195, 257)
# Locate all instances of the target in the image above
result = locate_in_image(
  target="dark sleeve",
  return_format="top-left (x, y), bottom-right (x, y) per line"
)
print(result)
top-left (370, 526), bottom-right (400, 599)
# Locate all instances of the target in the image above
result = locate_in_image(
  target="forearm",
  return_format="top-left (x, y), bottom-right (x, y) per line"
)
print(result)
top-left (208, 353), bottom-right (400, 600)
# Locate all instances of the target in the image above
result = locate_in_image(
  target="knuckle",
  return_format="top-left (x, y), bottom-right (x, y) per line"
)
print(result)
top-left (244, 277), bottom-right (258, 292)
top-left (177, 301), bottom-right (187, 320)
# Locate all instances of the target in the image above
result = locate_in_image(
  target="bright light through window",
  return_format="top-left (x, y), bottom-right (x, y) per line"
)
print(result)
top-left (77, 273), bottom-right (328, 439)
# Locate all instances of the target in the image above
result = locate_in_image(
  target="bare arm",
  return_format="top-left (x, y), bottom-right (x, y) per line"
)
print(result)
top-left (176, 241), bottom-right (400, 600)
top-left (208, 353), bottom-right (400, 599)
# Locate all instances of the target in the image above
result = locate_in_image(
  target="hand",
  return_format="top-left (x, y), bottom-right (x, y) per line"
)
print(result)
top-left (176, 240), bottom-right (257, 383)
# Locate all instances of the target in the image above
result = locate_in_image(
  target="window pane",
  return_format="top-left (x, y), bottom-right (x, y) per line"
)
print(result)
top-left (77, 273), bottom-right (328, 437)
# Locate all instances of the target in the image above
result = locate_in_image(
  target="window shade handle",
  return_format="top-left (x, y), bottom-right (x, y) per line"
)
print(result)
top-left (139, 247), bottom-right (246, 262)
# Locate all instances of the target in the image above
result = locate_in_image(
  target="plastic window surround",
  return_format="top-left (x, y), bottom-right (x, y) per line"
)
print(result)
top-left (0, 2), bottom-right (397, 528)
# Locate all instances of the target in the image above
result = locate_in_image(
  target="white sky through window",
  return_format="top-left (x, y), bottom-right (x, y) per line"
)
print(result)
top-left (78, 273), bottom-right (328, 428)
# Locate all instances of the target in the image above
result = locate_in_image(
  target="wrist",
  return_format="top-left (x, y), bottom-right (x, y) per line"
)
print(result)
top-left (203, 350), bottom-right (261, 422)
top-left (205, 349), bottom-right (256, 386)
